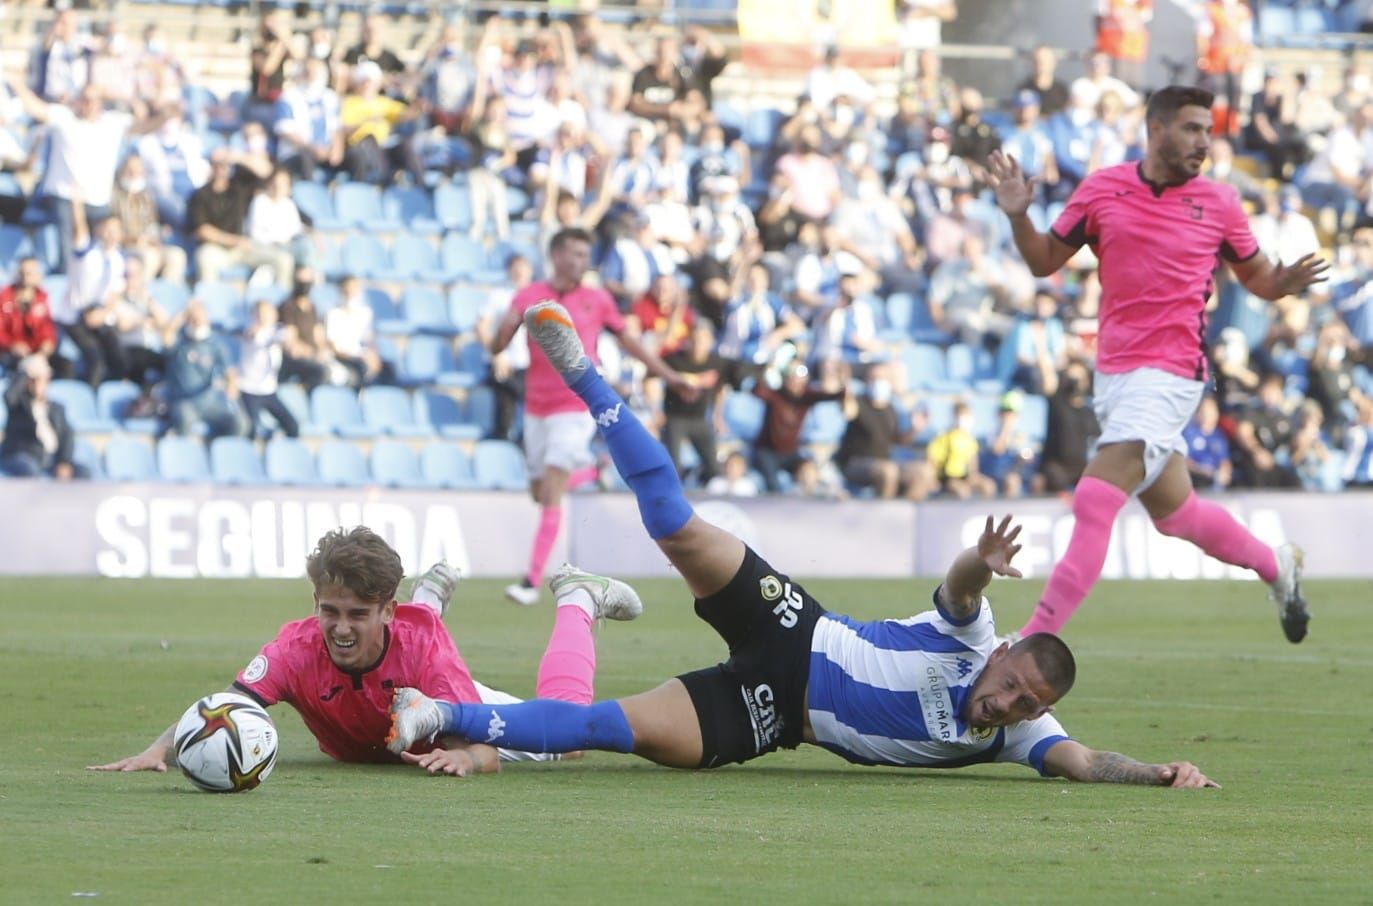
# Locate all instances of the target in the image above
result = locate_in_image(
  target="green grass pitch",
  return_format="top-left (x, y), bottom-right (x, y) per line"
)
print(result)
top-left (3, 574), bottom-right (1370, 903)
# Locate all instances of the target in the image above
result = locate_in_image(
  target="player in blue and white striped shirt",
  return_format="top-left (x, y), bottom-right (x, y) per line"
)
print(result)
top-left (388, 301), bottom-right (1218, 789)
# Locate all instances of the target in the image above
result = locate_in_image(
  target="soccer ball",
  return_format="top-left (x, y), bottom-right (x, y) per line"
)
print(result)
top-left (173, 692), bottom-right (278, 793)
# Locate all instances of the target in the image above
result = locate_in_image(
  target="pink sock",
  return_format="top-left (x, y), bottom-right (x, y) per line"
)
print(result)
top-left (1154, 491), bottom-right (1278, 583)
top-left (535, 604), bottom-right (597, 703)
top-left (566, 465), bottom-right (599, 491)
top-left (526, 505), bottom-right (562, 586)
top-left (1020, 476), bottom-right (1129, 636)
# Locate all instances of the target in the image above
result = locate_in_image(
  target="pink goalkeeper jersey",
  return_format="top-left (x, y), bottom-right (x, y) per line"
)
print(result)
top-left (511, 281), bottom-right (625, 416)
top-left (234, 604), bottom-right (479, 764)
top-left (1051, 162), bottom-right (1260, 381)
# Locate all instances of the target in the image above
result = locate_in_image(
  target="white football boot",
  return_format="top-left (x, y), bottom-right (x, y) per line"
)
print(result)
top-left (548, 563), bottom-right (643, 621)
top-left (1268, 542), bottom-right (1310, 643)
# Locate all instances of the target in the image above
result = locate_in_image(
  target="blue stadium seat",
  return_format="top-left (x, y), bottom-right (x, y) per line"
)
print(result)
top-left (903, 343), bottom-right (949, 390)
top-left (361, 385), bottom-right (433, 437)
top-left (316, 439), bottom-right (370, 487)
top-left (800, 400), bottom-right (846, 445)
top-left (743, 107), bottom-right (784, 149)
top-left (448, 285), bottom-right (487, 333)
top-left (195, 281), bottom-right (246, 330)
top-left (310, 385), bottom-right (378, 438)
top-left (0, 224), bottom-right (33, 271)
top-left (339, 235), bottom-right (390, 280)
top-left (73, 437), bottom-right (103, 480)
top-left (1020, 394), bottom-right (1049, 443)
top-left (48, 379), bottom-right (116, 432)
top-left (94, 380), bottom-right (156, 433)
top-left (440, 233), bottom-right (486, 279)
top-left (969, 394), bottom-right (1001, 440)
top-left (399, 335), bottom-right (458, 386)
top-left (945, 343), bottom-right (977, 385)
top-left (157, 435), bottom-right (211, 482)
top-left (472, 439), bottom-right (528, 490)
top-left (370, 439), bottom-right (424, 488)
top-left (264, 436), bottom-right (319, 485)
top-left (434, 183), bottom-right (474, 231)
top-left (210, 436), bottom-right (267, 484)
top-left (382, 185), bottom-right (442, 234)
top-left (414, 389), bottom-right (480, 440)
top-left (402, 285), bottom-right (456, 335)
top-left (388, 235), bottom-right (447, 283)
top-left (916, 396), bottom-right (955, 443)
top-left (722, 392), bottom-right (766, 442)
top-left (104, 435), bottom-right (158, 481)
top-left (273, 383), bottom-right (320, 436)
top-left (421, 442), bottom-right (477, 489)
top-left (334, 183), bottom-right (401, 231)
top-left (149, 279), bottom-right (191, 318)
top-left (452, 339), bottom-right (488, 387)
top-left (464, 385), bottom-right (497, 438)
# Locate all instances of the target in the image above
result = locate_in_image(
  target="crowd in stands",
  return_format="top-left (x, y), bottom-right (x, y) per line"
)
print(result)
top-left (2, 3), bottom-right (1373, 495)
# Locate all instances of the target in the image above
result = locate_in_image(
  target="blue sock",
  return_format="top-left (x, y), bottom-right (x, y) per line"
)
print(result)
top-left (568, 365), bottom-right (693, 539)
top-left (437, 698), bottom-right (635, 754)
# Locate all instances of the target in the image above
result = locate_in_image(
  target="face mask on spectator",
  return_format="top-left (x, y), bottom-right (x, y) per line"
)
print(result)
top-left (1329, 345), bottom-right (1347, 364)
top-left (247, 135), bottom-right (268, 154)
top-left (188, 324), bottom-right (212, 342)
top-left (312, 42), bottom-right (331, 60)
top-left (925, 142), bottom-right (949, 164)
top-left (869, 379), bottom-right (892, 405)
top-left (957, 415), bottom-right (975, 432)
top-left (121, 176), bottom-right (146, 193)
top-left (702, 138), bottom-right (724, 153)
top-left (857, 180), bottom-right (880, 201)
top-left (147, 38), bottom-right (166, 56)
top-left (159, 119), bottom-right (182, 140)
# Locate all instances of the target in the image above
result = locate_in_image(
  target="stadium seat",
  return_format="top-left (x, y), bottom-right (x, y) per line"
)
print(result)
top-left (743, 107), bottom-right (784, 149)
top-left (382, 185), bottom-right (442, 234)
top-left (903, 344), bottom-right (949, 390)
top-left (274, 383), bottom-right (320, 436)
top-left (48, 379), bottom-right (116, 433)
top-left (399, 335), bottom-right (458, 386)
top-left (157, 436), bottom-right (211, 482)
top-left (0, 224), bottom-right (33, 271)
top-left (73, 437), bottom-right (104, 480)
top-left (316, 440), bottom-right (370, 487)
top-left (448, 285), bottom-right (487, 333)
top-left (420, 442), bottom-right (477, 489)
top-left (402, 285), bottom-right (456, 335)
top-left (451, 339), bottom-right (488, 387)
top-left (389, 235), bottom-right (448, 284)
top-left (104, 434), bottom-right (158, 481)
top-left (370, 439), bottom-right (424, 488)
top-left (360, 386), bottom-right (433, 437)
top-left (94, 380), bottom-right (156, 434)
top-left (722, 392), bottom-right (766, 442)
top-left (415, 389), bottom-right (481, 440)
top-left (338, 235), bottom-right (390, 280)
top-left (149, 279), bottom-right (191, 318)
top-left (800, 400), bottom-right (847, 445)
top-left (195, 281), bottom-right (246, 330)
top-left (945, 344), bottom-right (977, 385)
top-left (434, 183), bottom-right (474, 231)
top-left (209, 436), bottom-right (267, 485)
top-left (292, 179), bottom-right (339, 233)
top-left (1020, 394), bottom-right (1049, 443)
top-left (310, 385), bottom-right (378, 438)
top-left (969, 394), bottom-right (1001, 439)
top-left (439, 233), bottom-right (486, 279)
top-left (264, 437), bottom-right (319, 485)
top-left (472, 439), bottom-right (528, 490)
top-left (916, 396), bottom-right (956, 443)
top-left (464, 385), bottom-right (497, 438)
top-left (334, 183), bottom-right (401, 232)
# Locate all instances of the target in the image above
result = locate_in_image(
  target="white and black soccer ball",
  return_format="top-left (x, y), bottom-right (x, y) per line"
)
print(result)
top-left (173, 692), bottom-right (278, 793)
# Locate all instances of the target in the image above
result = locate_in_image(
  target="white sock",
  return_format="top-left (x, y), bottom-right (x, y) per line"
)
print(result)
top-left (556, 587), bottom-right (596, 620)
top-left (411, 584), bottom-right (443, 616)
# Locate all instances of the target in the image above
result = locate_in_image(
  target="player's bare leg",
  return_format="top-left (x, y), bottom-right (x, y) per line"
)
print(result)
top-left (1142, 455), bottom-right (1306, 642)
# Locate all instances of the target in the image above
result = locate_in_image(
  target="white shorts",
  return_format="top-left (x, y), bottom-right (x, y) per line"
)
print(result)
top-left (523, 411), bottom-right (597, 475)
top-left (474, 680), bottom-right (562, 763)
top-left (1092, 367), bottom-right (1205, 496)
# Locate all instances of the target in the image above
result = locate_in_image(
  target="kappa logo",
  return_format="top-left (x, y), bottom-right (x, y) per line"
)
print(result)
top-left (596, 404), bottom-right (622, 427)
top-left (955, 657), bottom-right (973, 679)
top-left (485, 711), bottom-right (507, 742)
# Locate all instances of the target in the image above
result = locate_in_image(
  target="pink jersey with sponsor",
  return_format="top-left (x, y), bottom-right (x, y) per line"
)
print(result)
top-left (511, 281), bottom-right (625, 416)
top-left (1051, 162), bottom-right (1260, 381)
top-left (234, 604), bottom-right (479, 763)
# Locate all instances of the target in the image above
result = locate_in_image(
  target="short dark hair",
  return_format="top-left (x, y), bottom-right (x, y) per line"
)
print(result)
top-left (1146, 85), bottom-right (1215, 126)
top-left (1012, 633), bottom-right (1077, 700)
top-left (549, 227), bottom-right (593, 253)
top-left (306, 527), bottom-right (404, 604)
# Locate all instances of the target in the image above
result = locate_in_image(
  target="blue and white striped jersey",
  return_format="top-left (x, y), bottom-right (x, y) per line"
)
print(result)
top-left (806, 589), bottom-right (1070, 774)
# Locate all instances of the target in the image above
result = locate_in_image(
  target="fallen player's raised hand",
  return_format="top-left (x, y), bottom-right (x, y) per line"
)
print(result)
top-left (986, 150), bottom-right (1037, 217)
top-left (978, 514), bottom-right (1024, 578)
top-left (401, 748), bottom-right (475, 777)
top-left (1159, 761), bottom-right (1221, 789)
top-left (88, 749), bottom-right (168, 773)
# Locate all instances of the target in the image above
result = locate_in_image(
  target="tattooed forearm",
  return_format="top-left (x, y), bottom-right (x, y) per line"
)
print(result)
top-left (1086, 751), bottom-right (1163, 785)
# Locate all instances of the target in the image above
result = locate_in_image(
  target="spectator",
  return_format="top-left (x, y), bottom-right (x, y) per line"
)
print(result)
top-left (602, 125), bottom-right (660, 214)
top-left (245, 166), bottom-right (313, 269)
top-left (662, 320), bottom-right (724, 482)
top-left (927, 400), bottom-right (997, 499)
top-left (9, 79), bottom-right (140, 271)
top-left (751, 361), bottom-right (845, 494)
top-left (1183, 394), bottom-right (1233, 490)
top-left (238, 299), bottom-right (298, 439)
top-left (705, 449), bottom-right (761, 497)
top-left (1070, 50), bottom-right (1140, 112)
top-left (1330, 227), bottom-right (1373, 346)
top-left (343, 14), bottom-right (408, 97)
top-left (678, 26), bottom-right (728, 107)
top-left (1298, 109), bottom-right (1365, 237)
top-left (1206, 135), bottom-right (1263, 204)
top-left (927, 233), bottom-right (1020, 347)
top-left (1243, 70), bottom-right (1306, 180)
top-left (277, 267), bottom-right (332, 392)
top-left (898, 2), bottom-right (958, 76)
top-left (63, 195), bottom-right (128, 387)
top-left (1010, 288), bottom-right (1068, 395)
top-left (1307, 320), bottom-right (1366, 443)
top-left (587, 73), bottom-right (637, 163)
top-left (1094, 0), bottom-right (1153, 89)
top-left (486, 40), bottom-right (557, 171)
top-left (274, 57), bottom-right (344, 182)
top-left (629, 273), bottom-right (694, 358)
top-left (133, 25), bottom-right (185, 112)
top-left (1342, 397), bottom-right (1373, 488)
top-left (0, 355), bottom-right (86, 480)
top-left (422, 21), bottom-right (475, 136)
top-left (0, 258), bottom-right (57, 373)
top-left (466, 94), bottom-right (515, 241)
top-left (718, 262), bottom-right (804, 387)
top-left (187, 149), bottom-right (294, 286)
top-left (924, 183), bottom-right (988, 269)
top-left (950, 87), bottom-right (1002, 174)
top-left (1211, 326), bottom-right (1262, 413)
top-left (1039, 360), bottom-right (1099, 491)
top-left (163, 300), bottom-right (244, 439)
top-left (811, 259), bottom-right (889, 377)
top-left (1018, 45), bottom-right (1070, 117)
top-left (247, 9), bottom-right (294, 127)
top-left (600, 212), bottom-right (671, 311)
top-left (629, 35), bottom-right (687, 126)
top-left (530, 123), bottom-right (592, 212)
top-left (1231, 371), bottom-right (1301, 489)
top-left (757, 171), bottom-right (805, 254)
top-left (476, 254), bottom-right (534, 442)
top-left (689, 122), bottom-right (746, 203)
top-left (792, 456), bottom-right (848, 499)
top-left (1086, 89), bottom-right (1138, 171)
top-left (980, 391), bottom-right (1040, 497)
top-left (109, 154), bottom-right (187, 285)
top-left (340, 61), bottom-right (422, 185)
top-left (805, 45), bottom-right (875, 114)
top-left (1195, 0), bottom-right (1253, 130)
top-left (832, 166), bottom-right (925, 294)
top-left (1251, 185), bottom-right (1321, 267)
top-left (1289, 401), bottom-right (1339, 492)
top-left (1000, 89), bottom-right (1060, 221)
top-left (776, 125), bottom-right (841, 224)
top-left (834, 366), bottom-right (935, 500)
top-left (89, 21), bottom-right (138, 114)
top-left (692, 176), bottom-right (756, 281)
top-left (27, 8), bottom-right (88, 104)
top-left (111, 254), bottom-right (169, 389)
top-left (326, 275), bottom-right (390, 388)
top-left (1045, 80), bottom-right (1100, 202)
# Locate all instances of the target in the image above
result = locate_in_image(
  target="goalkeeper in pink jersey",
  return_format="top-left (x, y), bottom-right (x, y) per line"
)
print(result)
top-left (89, 526), bottom-right (642, 778)
top-left (987, 85), bottom-right (1327, 644)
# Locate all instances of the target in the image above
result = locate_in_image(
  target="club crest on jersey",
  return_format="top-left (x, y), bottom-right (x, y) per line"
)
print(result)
top-left (759, 575), bottom-right (783, 601)
top-left (1180, 197), bottom-right (1204, 220)
top-left (971, 726), bottom-right (994, 742)
top-left (243, 655), bottom-right (268, 684)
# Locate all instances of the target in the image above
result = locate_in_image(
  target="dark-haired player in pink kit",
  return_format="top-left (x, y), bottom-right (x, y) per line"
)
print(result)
top-left (987, 85), bottom-right (1327, 644)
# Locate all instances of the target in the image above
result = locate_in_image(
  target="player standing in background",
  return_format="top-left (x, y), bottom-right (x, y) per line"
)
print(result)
top-left (90, 526), bottom-right (643, 777)
top-left (987, 85), bottom-right (1327, 644)
top-left (489, 227), bottom-right (695, 607)
top-left (388, 302), bottom-right (1218, 788)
